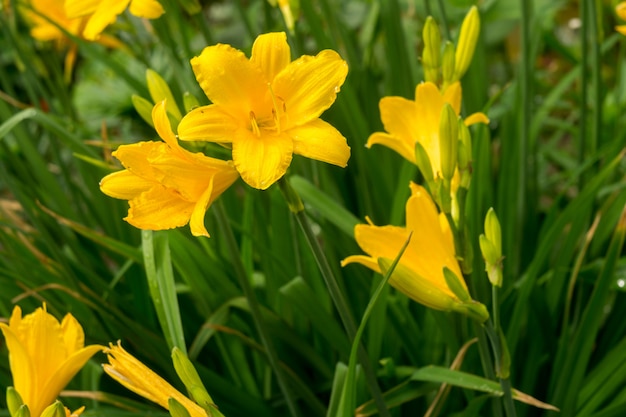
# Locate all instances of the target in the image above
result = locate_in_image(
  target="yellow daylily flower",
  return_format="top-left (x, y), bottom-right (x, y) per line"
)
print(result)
top-left (177, 32), bottom-right (350, 190)
top-left (616, 2), bottom-right (626, 35)
top-left (100, 101), bottom-right (239, 237)
top-left (65, 0), bottom-right (164, 40)
top-left (342, 183), bottom-right (488, 322)
top-left (102, 342), bottom-right (207, 417)
top-left (367, 81), bottom-right (487, 175)
top-left (0, 305), bottom-right (103, 417)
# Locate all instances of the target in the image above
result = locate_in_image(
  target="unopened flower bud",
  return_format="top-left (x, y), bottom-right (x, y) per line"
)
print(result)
top-left (479, 208), bottom-right (503, 287)
top-left (442, 41), bottom-right (456, 87)
top-left (40, 401), bottom-right (65, 417)
top-left (168, 398), bottom-right (192, 417)
top-left (183, 92), bottom-right (200, 113)
top-left (439, 103), bottom-right (459, 181)
top-left (454, 6), bottom-right (480, 81)
top-left (146, 69), bottom-right (182, 121)
top-left (131, 95), bottom-right (155, 127)
top-left (422, 17), bottom-right (441, 84)
top-left (172, 347), bottom-right (215, 409)
top-left (6, 388), bottom-right (23, 417)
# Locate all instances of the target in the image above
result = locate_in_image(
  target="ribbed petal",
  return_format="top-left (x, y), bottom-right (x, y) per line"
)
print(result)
top-left (177, 105), bottom-right (240, 143)
top-left (65, 0), bottom-right (99, 18)
top-left (352, 224), bottom-right (411, 266)
top-left (152, 101), bottom-right (179, 150)
top-left (232, 129), bottom-right (293, 189)
top-left (100, 170), bottom-right (153, 200)
top-left (366, 132), bottom-right (414, 163)
top-left (379, 96), bottom-right (418, 146)
top-left (112, 141), bottom-right (162, 178)
top-left (126, 186), bottom-right (194, 230)
top-left (414, 82), bottom-right (445, 175)
top-left (290, 119), bottom-right (350, 167)
top-left (189, 179), bottom-right (214, 237)
top-left (250, 32), bottom-right (291, 82)
top-left (128, 0), bottom-right (164, 18)
top-left (60, 314), bottom-right (85, 355)
top-left (103, 343), bottom-right (206, 417)
top-left (191, 44), bottom-right (267, 120)
top-left (148, 149), bottom-right (212, 201)
top-left (82, 0), bottom-right (130, 40)
top-left (273, 50), bottom-right (348, 128)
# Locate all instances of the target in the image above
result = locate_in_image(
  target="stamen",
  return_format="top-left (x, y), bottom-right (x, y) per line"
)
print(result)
top-left (267, 83), bottom-right (281, 133)
top-left (250, 111), bottom-right (261, 137)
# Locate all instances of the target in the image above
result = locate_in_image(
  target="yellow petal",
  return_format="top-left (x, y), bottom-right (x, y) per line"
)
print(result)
top-left (112, 141), bottom-right (162, 178)
top-left (65, 0), bottom-right (99, 18)
top-left (340, 255), bottom-right (381, 273)
top-left (232, 130), bottom-right (293, 189)
top-left (406, 183), bottom-right (464, 290)
top-left (0, 323), bottom-right (34, 414)
top-left (250, 32), bottom-right (291, 82)
top-left (128, 0), bottom-right (164, 18)
top-left (617, 25), bottom-right (626, 35)
top-left (103, 343), bottom-right (206, 417)
top-left (289, 119), bottom-right (350, 167)
top-left (152, 101), bottom-right (179, 150)
top-left (273, 49), bottom-right (348, 128)
top-left (617, 3), bottom-right (626, 20)
top-left (100, 170), bottom-right (154, 200)
top-left (126, 186), bottom-right (194, 231)
top-left (60, 314), bottom-right (85, 355)
top-left (415, 82), bottom-right (446, 175)
top-left (189, 179), bottom-right (214, 237)
top-left (366, 132), bottom-right (415, 163)
top-left (82, 0), bottom-right (130, 40)
top-left (464, 112), bottom-right (489, 126)
top-left (442, 82), bottom-right (462, 114)
top-left (191, 44), bottom-right (267, 120)
top-left (177, 105), bottom-right (240, 143)
top-left (148, 150), bottom-right (212, 201)
top-left (353, 223), bottom-right (412, 265)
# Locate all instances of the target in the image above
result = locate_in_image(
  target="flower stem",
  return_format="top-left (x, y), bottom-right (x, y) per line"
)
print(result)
top-left (483, 319), bottom-right (517, 417)
top-left (278, 177), bottom-right (391, 417)
top-left (214, 200), bottom-right (301, 417)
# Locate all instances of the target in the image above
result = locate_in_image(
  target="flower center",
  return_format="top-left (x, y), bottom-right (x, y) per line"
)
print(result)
top-left (248, 85), bottom-right (287, 138)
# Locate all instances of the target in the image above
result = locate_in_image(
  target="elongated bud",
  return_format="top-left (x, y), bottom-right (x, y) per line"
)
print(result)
top-left (15, 405), bottom-right (30, 417)
top-left (439, 103), bottom-right (459, 181)
top-left (183, 92), bottom-right (200, 113)
top-left (443, 267), bottom-right (470, 302)
top-left (146, 69), bottom-right (182, 121)
top-left (479, 208), bottom-right (503, 287)
top-left (7, 387), bottom-right (23, 417)
top-left (458, 122), bottom-right (472, 188)
top-left (454, 6), bottom-right (480, 81)
top-left (172, 347), bottom-right (215, 409)
top-left (442, 41), bottom-right (456, 87)
top-left (131, 95), bottom-right (155, 127)
top-left (169, 398), bottom-right (192, 417)
top-left (415, 141), bottom-right (434, 182)
top-left (278, 0), bottom-right (297, 34)
top-left (40, 401), bottom-right (65, 417)
top-left (422, 17), bottom-right (441, 84)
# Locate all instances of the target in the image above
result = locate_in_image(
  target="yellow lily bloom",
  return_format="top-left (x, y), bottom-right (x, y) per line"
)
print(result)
top-left (103, 342), bottom-right (207, 417)
top-left (366, 81), bottom-right (487, 176)
top-left (616, 3), bottom-right (626, 35)
top-left (177, 32), bottom-right (350, 190)
top-left (0, 305), bottom-right (103, 417)
top-left (342, 183), bottom-right (488, 322)
top-left (100, 101), bottom-right (239, 237)
top-left (65, 0), bottom-right (164, 40)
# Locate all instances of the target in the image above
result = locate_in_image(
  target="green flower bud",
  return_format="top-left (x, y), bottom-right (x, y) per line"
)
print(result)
top-left (479, 208), bottom-right (503, 287)
top-left (415, 141), bottom-right (435, 183)
top-left (172, 347), bottom-right (215, 409)
top-left (442, 41), bottom-right (456, 87)
top-left (169, 398), bottom-right (192, 417)
top-left (443, 267), bottom-right (471, 302)
top-left (15, 405), bottom-right (30, 417)
top-left (131, 95), bottom-right (155, 127)
top-left (40, 401), bottom-right (65, 417)
top-left (439, 103), bottom-right (459, 181)
top-left (422, 16), bottom-right (441, 84)
top-left (6, 387), bottom-right (24, 417)
top-left (454, 6), bottom-right (480, 81)
top-left (484, 208), bottom-right (502, 258)
top-left (183, 92), bottom-right (200, 113)
top-left (146, 69), bottom-right (182, 121)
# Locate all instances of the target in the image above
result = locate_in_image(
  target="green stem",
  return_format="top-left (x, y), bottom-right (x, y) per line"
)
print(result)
top-left (214, 201), bottom-right (301, 417)
top-left (484, 320), bottom-right (517, 417)
top-left (278, 178), bottom-right (391, 417)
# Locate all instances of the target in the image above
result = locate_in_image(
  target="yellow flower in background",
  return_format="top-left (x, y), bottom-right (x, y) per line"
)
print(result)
top-left (366, 81), bottom-right (487, 176)
top-left (342, 183), bottom-right (488, 322)
top-left (616, 2), bottom-right (626, 35)
top-left (0, 305), bottom-right (103, 417)
top-left (103, 342), bottom-right (207, 417)
top-left (65, 0), bottom-right (164, 40)
top-left (100, 101), bottom-right (239, 237)
top-left (177, 32), bottom-right (350, 190)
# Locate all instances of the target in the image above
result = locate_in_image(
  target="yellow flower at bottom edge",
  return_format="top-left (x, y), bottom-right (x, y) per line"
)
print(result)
top-left (103, 342), bottom-right (206, 417)
top-left (0, 305), bottom-right (103, 417)
top-left (177, 32), bottom-right (350, 190)
top-left (342, 183), bottom-right (488, 322)
top-left (616, 2), bottom-right (626, 35)
top-left (366, 81), bottom-right (488, 177)
top-left (100, 101), bottom-right (240, 237)
top-left (64, 0), bottom-right (164, 41)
